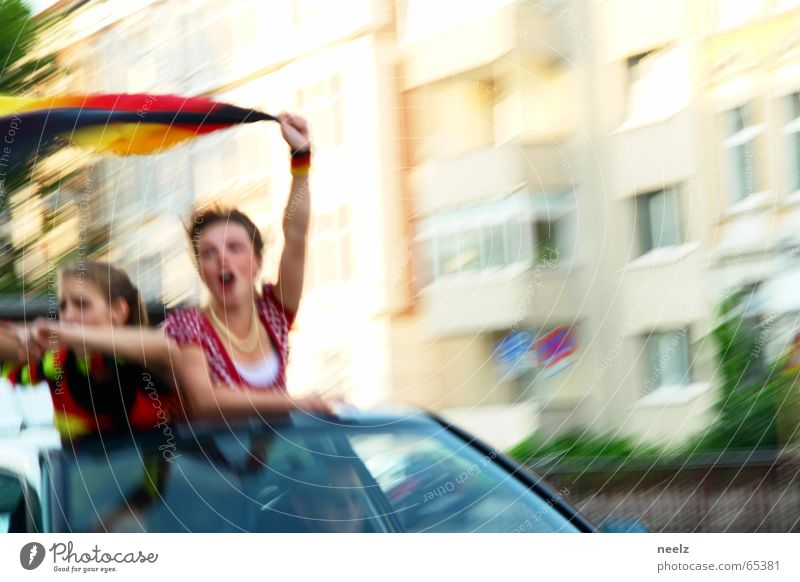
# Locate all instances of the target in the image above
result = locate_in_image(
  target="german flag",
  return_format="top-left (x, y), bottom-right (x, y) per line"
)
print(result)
top-left (0, 93), bottom-right (275, 174)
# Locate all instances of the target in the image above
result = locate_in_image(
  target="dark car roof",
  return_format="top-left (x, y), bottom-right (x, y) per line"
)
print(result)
top-left (173, 407), bottom-right (442, 436)
top-left (23, 407), bottom-right (596, 533)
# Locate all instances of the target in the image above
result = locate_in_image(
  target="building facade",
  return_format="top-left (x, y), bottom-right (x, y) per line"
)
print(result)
top-left (18, 0), bottom-right (800, 448)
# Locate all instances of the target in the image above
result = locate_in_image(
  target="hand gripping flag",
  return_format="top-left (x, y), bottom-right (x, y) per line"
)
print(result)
top-left (0, 93), bottom-right (276, 176)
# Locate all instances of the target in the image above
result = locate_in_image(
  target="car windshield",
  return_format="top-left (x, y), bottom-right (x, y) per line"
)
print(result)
top-left (55, 420), bottom-right (579, 533)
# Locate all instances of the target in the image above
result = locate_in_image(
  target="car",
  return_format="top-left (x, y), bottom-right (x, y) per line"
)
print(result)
top-left (1, 408), bottom-right (595, 533)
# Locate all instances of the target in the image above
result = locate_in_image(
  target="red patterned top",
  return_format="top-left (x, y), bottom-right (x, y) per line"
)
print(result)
top-left (164, 283), bottom-right (296, 391)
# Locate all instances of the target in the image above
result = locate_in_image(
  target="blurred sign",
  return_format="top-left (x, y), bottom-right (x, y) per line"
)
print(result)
top-left (494, 331), bottom-right (535, 379)
top-left (495, 327), bottom-right (578, 381)
top-left (534, 326), bottom-right (577, 378)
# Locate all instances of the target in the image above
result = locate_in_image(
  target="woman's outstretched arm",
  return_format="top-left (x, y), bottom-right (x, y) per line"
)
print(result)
top-left (176, 345), bottom-right (332, 421)
top-left (0, 321), bottom-right (44, 365)
top-left (30, 320), bottom-right (182, 383)
top-left (273, 112), bottom-right (312, 315)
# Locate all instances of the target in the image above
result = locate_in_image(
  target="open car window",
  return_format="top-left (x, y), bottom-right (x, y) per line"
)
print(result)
top-left (56, 421), bottom-right (578, 533)
top-left (59, 428), bottom-right (391, 533)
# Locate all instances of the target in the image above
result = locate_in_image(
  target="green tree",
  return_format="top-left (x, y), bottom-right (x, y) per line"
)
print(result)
top-left (690, 291), bottom-right (787, 451)
top-left (1, 0), bottom-right (59, 293)
top-left (0, 1), bottom-right (55, 92)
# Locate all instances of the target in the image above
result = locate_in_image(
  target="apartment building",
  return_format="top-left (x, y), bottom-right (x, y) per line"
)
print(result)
top-left (399, 0), bottom-right (800, 447)
top-left (394, 0), bottom-right (591, 447)
top-left (20, 0), bottom-right (800, 448)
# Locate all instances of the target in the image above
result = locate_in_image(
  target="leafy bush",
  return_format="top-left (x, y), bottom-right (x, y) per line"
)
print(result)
top-left (687, 291), bottom-right (784, 452)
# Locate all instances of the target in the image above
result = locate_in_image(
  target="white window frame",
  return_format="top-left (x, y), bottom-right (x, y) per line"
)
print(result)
top-left (417, 190), bottom-right (575, 286)
top-left (782, 92), bottom-right (800, 195)
top-left (296, 74), bottom-right (345, 153)
top-left (308, 203), bottom-right (354, 291)
top-left (643, 328), bottom-right (692, 394)
top-left (722, 103), bottom-right (764, 204)
top-left (623, 45), bottom-right (690, 128)
top-left (531, 192), bottom-right (575, 266)
top-left (635, 185), bottom-right (683, 256)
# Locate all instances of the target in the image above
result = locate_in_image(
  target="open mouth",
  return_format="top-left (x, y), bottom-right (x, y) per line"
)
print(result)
top-left (219, 271), bottom-right (236, 292)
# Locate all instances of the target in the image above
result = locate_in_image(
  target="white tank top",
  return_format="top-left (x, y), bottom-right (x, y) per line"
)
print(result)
top-left (233, 351), bottom-right (280, 388)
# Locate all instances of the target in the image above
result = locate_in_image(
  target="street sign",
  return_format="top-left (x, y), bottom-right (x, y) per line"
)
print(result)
top-left (534, 326), bottom-right (577, 378)
top-left (494, 331), bottom-right (535, 379)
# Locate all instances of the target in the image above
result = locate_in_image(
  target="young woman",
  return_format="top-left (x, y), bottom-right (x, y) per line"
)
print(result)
top-left (0, 261), bottom-right (179, 439)
top-left (164, 112), bottom-right (332, 420)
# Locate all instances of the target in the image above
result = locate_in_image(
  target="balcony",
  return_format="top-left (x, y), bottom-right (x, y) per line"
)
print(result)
top-left (419, 264), bottom-right (580, 336)
top-left (411, 142), bottom-right (575, 215)
top-left (400, 0), bottom-right (567, 90)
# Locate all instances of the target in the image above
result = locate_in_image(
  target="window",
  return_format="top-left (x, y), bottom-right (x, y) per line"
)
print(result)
top-left (644, 329), bottom-right (691, 393)
top-left (58, 424), bottom-right (580, 533)
top-left (533, 219), bottom-right (558, 264)
top-left (308, 203), bottom-right (354, 290)
top-left (60, 431), bottom-right (387, 533)
top-left (417, 191), bottom-right (575, 285)
top-left (154, 149), bottom-right (194, 215)
top-left (296, 74), bottom-right (345, 152)
top-left (740, 281), bottom-right (765, 321)
top-left (531, 192), bottom-right (574, 266)
top-left (723, 103), bottom-right (762, 203)
top-left (417, 197), bottom-right (524, 284)
top-left (438, 231), bottom-right (481, 276)
top-left (738, 282), bottom-right (768, 383)
top-left (96, 33), bottom-right (129, 92)
top-left (350, 428), bottom-right (579, 532)
top-left (126, 25), bottom-right (157, 91)
top-left (784, 92), bottom-right (800, 193)
top-left (190, 125), bottom-right (269, 202)
top-left (635, 186), bottom-right (682, 255)
top-left (483, 223), bottom-right (507, 269)
top-left (624, 46), bottom-right (690, 125)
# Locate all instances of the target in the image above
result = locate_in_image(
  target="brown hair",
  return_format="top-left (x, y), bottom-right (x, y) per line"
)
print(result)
top-left (185, 204), bottom-right (265, 266)
top-left (58, 261), bottom-right (149, 326)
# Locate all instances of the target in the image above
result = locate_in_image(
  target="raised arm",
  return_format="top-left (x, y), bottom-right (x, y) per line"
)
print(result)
top-left (274, 112), bottom-right (312, 315)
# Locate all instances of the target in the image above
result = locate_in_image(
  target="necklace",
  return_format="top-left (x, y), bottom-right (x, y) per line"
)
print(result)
top-left (208, 303), bottom-right (260, 354)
